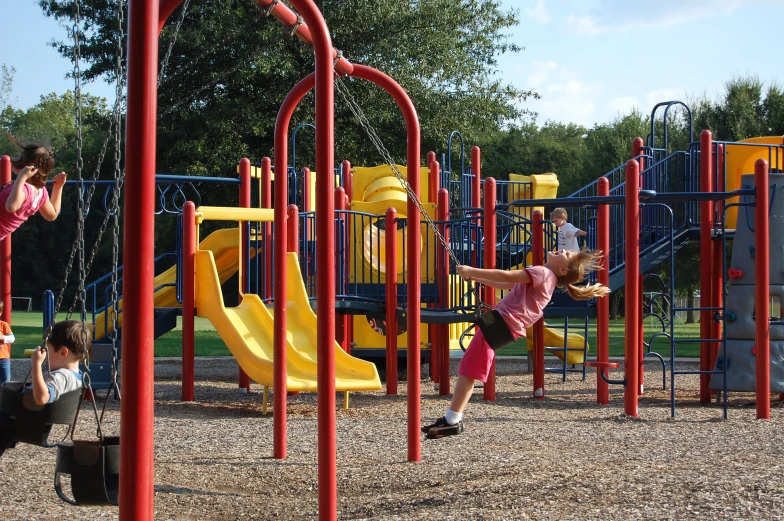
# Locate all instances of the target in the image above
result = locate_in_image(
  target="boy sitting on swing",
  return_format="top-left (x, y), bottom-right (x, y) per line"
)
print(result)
top-left (0, 320), bottom-right (90, 457)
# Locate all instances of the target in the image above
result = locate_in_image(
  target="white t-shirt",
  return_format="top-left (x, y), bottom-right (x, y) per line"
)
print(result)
top-left (557, 222), bottom-right (581, 252)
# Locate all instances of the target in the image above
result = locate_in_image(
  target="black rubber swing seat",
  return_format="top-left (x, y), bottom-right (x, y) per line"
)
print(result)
top-left (55, 436), bottom-right (121, 506)
top-left (0, 382), bottom-right (83, 447)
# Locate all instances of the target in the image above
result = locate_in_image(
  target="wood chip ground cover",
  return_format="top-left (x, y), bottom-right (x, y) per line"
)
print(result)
top-left (1, 358), bottom-right (782, 520)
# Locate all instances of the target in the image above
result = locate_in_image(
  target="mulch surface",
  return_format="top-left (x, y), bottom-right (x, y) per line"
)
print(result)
top-left (2, 357), bottom-right (783, 520)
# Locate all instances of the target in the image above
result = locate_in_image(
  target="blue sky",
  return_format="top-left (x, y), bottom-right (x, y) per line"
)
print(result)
top-left (3, 0), bottom-right (783, 128)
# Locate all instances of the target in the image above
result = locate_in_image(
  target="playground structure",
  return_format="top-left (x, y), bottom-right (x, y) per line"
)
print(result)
top-left (0, 1), bottom-right (782, 519)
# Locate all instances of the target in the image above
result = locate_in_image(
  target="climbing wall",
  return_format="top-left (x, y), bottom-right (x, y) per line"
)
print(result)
top-left (711, 172), bottom-right (784, 392)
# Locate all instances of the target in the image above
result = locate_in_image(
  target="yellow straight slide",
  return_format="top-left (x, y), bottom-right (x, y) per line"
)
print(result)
top-left (526, 325), bottom-right (588, 365)
top-left (94, 228), bottom-right (242, 340)
top-left (282, 252), bottom-right (382, 386)
top-left (194, 250), bottom-right (380, 392)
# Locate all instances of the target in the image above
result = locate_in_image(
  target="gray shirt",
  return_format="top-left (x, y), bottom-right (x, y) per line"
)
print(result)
top-left (45, 369), bottom-right (83, 403)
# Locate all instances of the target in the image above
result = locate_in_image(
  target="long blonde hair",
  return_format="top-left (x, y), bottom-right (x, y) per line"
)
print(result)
top-left (555, 249), bottom-right (611, 300)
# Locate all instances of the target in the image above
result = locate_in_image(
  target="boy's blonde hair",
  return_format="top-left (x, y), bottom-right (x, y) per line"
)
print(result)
top-left (550, 207), bottom-right (568, 220)
top-left (555, 248), bottom-right (611, 300)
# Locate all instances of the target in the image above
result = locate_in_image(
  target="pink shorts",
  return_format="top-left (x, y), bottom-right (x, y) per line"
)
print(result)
top-left (457, 329), bottom-right (519, 383)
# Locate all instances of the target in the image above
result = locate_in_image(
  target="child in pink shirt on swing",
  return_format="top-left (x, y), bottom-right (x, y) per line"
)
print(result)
top-left (422, 248), bottom-right (610, 438)
top-left (0, 136), bottom-right (67, 240)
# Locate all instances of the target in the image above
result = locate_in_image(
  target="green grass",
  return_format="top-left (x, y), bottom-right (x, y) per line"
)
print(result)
top-left (7, 311), bottom-right (703, 359)
top-left (495, 317), bottom-right (703, 358)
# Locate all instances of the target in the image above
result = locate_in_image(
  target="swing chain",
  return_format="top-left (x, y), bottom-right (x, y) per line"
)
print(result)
top-left (334, 77), bottom-right (461, 267)
top-left (109, 0), bottom-right (124, 396)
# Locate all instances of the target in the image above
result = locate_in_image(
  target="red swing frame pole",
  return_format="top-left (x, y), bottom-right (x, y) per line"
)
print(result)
top-left (0, 156), bottom-right (10, 327)
top-left (121, 0), bottom-right (162, 518)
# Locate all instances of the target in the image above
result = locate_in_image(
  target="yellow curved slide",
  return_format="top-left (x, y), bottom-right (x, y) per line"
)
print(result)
top-left (194, 249), bottom-right (380, 392)
top-left (526, 325), bottom-right (588, 365)
top-left (94, 228), bottom-right (242, 340)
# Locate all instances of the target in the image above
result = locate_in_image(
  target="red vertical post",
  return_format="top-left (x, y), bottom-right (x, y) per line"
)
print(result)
top-left (181, 201), bottom-right (196, 401)
top-left (532, 210), bottom-right (545, 399)
top-left (483, 179), bottom-right (498, 400)
top-left (348, 63), bottom-right (422, 463)
top-left (755, 159), bottom-right (770, 420)
top-left (428, 153), bottom-right (437, 202)
top-left (121, 0), bottom-right (159, 517)
top-left (699, 130), bottom-right (714, 403)
top-left (471, 146), bottom-right (481, 208)
top-left (0, 156), bottom-right (11, 326)
top-left (237, 159), bottom-right (251, 393)
top-left (633, 138), bottom-right (645, 395)
top-left (429, 161), bottom-right (441, 384)
top-left (385, 208), bottom-right (398, 395)
top-left (287, 3), bottom-right (337, 516)
top-left (334, 187), bottom-right (348, 352)
top-left (711, 144), bottom-right (726, 377)
top-left (262, 157), bottom-right (273, 301)
top-left (437, 188), bottom-right (450, 395)
top-left (597, 178), bottom-right (610, 404)
top-left (286, 203), bottom-right (301, 399)
top-left (471, 147), bottom-right (481, 269)
top-left (624, 160), bottom-right (641, 417)
top-left (302, 166), bottom-right (312, 266)
top-left (341, 160), bottom-right (352, 201)
top-left (287, 204), bottom-right (299, 254)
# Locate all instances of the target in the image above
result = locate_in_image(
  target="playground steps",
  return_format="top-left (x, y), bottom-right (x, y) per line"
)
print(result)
top-left (608, 228), bottom-right (691, 291)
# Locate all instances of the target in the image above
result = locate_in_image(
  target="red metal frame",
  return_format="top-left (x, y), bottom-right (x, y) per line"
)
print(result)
top-left (482, 179), bottom-right (498, 400)
top-left (273, 72), bottom-right (316, 461)
top-left (181, 202), bottom-right (196, 404)
top-left (122, 0), bottom-right (160, 517)
top-left (596, 178), bottom-right (611, 404)
top-left (437, 186), bottom-right (450, 395)
top-left (699, 130), bottom-right (714, 403)
top-left (624, 160), bottom-right (640, 416)
top-left (385, 207), bottom-right (398, 395)
top-left (348, 64), bottom-right (422, 462)
top-left (239, 159), bottom-right (252, 392)
top-left (632, 138), bottom-right (645, 395)
top-left (262, 157), bottom-right (273, 301)
top-left (531, 210), bottom-right (544, 398)
top-left (754, 159), bottom-right (770, 419)
top-left (0, 156), bottom-right (11, 326)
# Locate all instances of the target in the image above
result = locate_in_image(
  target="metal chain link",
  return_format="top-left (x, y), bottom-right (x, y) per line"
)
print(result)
top-left (334, 77), bottom-right (461, 266)
top-left (109, 0), bottom-right (124, 396)
top-left (73, 0), bottom-right (91, 393)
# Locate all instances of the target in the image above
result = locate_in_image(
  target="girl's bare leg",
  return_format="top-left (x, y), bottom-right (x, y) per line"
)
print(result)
top-left (449, 374), bottom-right (476, 413)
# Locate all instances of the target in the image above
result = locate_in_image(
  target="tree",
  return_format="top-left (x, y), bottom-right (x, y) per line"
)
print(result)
top-left (0, 92), bottom-right (116, 308)
top-left (39, 0), bottom-right (533, 170)
top-left (0, 65), bottom-right (15, 109)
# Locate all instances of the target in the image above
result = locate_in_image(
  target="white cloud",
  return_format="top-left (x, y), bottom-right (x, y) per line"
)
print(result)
top-left (524, 62), bottom-right (602, 126)
top-left (643, 88), bottom-right (688, 111)
top-left (526, 0), bottom-right (551, 24)
top-left (566, 0), bottom-right (742, 35)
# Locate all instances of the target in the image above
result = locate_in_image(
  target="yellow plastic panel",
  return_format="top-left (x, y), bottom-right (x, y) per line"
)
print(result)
top-left (723, 136), bottom-right (784, 229)
top-left (94, 228), bottom-right (242, 340)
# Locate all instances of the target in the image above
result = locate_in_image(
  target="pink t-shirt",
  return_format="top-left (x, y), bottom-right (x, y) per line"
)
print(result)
top-left (493, 265), bottom-right (558, 337)
top-left (0, 182), bottom-right (49, 240)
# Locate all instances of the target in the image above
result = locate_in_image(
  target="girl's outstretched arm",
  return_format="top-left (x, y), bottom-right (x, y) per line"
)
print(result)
top-left (456, 265), bottom-right (530, 289)
top-left (39, 172), bottom-right (67, 221)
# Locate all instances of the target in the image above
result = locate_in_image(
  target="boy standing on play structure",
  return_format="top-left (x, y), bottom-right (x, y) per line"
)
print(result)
top-left (0, 320), bottom-right (89, 457)
top-left (550, 207), bottom-right (587, 252)
top-left (0, 301), bottom-right (16, 384)
top-left (421, 249), bottom-right (609, 438)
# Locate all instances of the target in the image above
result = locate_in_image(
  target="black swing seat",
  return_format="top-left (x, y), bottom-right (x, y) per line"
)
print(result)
top-left (0, 382), bottom-right (83, 446)
top-left (55, 436), bottom-right (121, 506)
